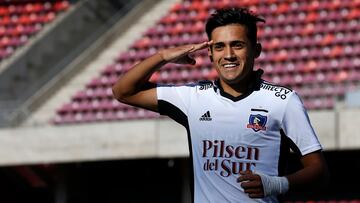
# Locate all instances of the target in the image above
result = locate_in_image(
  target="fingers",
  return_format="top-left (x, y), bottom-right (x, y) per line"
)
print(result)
top-left (185, 45), bottom-right (195, 52)
top-left (189, 40), bottom-right (213, 53)
top-left (240, 179), bottom-right (261, 188)
top-left (237, 170), bottom-right (257, 182)
top-left (237, 170), bottom-right (264, 198)
top-left (178, 45), bottom-right (196, 64)
top-left (159, 41), bottom-right (212, 65)
top-left (243, 188), bottom-right (263, 198)
top-left (178, 41), bottom-right (212, 56)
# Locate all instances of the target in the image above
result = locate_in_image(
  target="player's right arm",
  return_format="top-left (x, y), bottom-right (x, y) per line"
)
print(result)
top-left (112, 41), bottom-right (212, 112)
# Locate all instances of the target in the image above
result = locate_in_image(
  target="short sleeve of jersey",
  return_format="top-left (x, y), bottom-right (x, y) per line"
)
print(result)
top-left (281, 92), bottom-right (322, 156)
top-left (157, 84), bottom-right (193, 126)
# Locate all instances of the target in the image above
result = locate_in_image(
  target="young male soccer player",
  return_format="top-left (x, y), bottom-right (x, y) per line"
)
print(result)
top-left (112, 7), bottom-right (328, 202)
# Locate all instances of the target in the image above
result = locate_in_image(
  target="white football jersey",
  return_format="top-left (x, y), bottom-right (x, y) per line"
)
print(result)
top-left (157, 78), bottom-right (322, 203)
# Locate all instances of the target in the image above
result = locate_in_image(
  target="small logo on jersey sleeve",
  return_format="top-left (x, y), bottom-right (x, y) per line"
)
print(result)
top-left (247, 114), bottom-right (267, 132)
top-left (198, 80), bottom-right (213, 90)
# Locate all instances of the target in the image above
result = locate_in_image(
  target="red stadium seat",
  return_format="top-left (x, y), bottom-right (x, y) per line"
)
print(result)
top-left (54, 1), bottom-right (70, 12)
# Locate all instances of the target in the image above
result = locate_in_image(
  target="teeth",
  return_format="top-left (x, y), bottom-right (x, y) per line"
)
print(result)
top-left (223, 64), bottom-right (237, 68)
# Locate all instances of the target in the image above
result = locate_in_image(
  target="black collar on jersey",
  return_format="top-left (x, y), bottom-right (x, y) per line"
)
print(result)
top-left (213, 69), bottom-right (263, 102)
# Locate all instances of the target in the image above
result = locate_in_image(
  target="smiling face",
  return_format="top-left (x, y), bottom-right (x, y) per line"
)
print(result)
top-left (209, 24), bottom-right (260, 86)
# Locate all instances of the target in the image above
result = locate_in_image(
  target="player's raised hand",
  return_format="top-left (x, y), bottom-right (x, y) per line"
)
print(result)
top-left (158, 41), bottom-right (213, 65)
top-left (237, 170), bottom-right (264, 198)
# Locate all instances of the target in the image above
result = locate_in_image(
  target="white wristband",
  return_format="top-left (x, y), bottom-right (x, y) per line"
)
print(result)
top-left (257, 172), bottom-right (289, 196)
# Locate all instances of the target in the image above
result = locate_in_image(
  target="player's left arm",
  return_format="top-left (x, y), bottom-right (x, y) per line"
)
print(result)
top-left (281, 92), bottom-right (330, 191)
top-left (280, 92), bottom-right (329, 193)
top-left (286, 150), bottom-right (329, 191)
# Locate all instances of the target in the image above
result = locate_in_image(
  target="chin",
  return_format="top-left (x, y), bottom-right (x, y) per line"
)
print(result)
top-left (221, 78), bottom-right (241, 85)
top-left (221, 75), bottom-right (246, 84)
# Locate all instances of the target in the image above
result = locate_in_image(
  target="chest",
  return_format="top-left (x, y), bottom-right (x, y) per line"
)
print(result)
top-left (186, 93), bottom-right (283, 143)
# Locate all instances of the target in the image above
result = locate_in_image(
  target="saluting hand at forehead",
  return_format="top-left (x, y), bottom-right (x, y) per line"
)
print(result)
top-left (158, 41), bottom-right (213, 65)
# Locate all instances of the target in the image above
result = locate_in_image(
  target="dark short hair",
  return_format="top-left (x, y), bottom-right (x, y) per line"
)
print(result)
top-left (205, 8), bottom-right (265, 45)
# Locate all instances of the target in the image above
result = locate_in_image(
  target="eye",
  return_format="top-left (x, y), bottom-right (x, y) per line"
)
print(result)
top-left (232, 42), bottom-right (245, 49)
top-left (213, 44), bottom-right (224, 51)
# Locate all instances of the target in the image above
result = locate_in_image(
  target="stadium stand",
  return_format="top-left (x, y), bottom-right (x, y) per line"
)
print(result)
top-left (53, 0), bottom-right (360, 124)
top-left (0, 0), bottom-right (72, 127)
top-left (0, 0), bottom-right (145, 127)
top-left (0, 0), bottom-right (70, 61)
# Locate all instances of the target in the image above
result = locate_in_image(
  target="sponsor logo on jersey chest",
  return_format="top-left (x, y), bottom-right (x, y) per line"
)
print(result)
top-left (260, 83), bottom-right (291, 100)
top-left (202, 140), bottom-right (259, 177)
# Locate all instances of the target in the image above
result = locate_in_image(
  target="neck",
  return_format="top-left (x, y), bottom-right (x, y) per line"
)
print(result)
top-left (219, 78), bottom-right (250, 97)
top-left (218, 70), bottom-right (261, 97)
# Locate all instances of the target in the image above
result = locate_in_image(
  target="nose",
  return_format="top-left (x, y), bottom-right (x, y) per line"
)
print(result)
top-left (224, 46), bottom-right (236, 60)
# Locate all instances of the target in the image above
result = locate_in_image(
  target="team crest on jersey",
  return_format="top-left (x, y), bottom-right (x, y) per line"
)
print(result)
top-left (247, 114), bottom-right (267, 132)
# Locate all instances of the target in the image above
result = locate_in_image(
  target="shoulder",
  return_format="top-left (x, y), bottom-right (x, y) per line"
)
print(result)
top-left (158, 81), bottom-right (212, 88)
top-left (157, 81), bottom-right (214, 96)
top-left (259, 80), bottom-right (294, 101)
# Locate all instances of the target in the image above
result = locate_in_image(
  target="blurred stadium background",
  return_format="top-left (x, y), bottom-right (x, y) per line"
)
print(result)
top-left (0, 0), bottom-right (359, 202)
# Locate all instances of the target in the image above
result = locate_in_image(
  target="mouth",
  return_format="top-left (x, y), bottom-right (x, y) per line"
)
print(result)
top-left (222, 63), bottom-right (239, 69)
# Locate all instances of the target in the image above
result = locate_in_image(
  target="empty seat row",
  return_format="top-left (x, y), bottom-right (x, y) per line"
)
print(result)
top-left (0, 1), bottom-right (69, 16)
top-left (0, 24), bottom-right (41, 37)
top-left (53, 108), bottom-right (159, 124)
top-left (261, 57), bottom-right (360, 73)
top-left (147, 18), bottom-right (360, 41)
top-left (165, 4), bottom-right (360, 28)
top-left (0, 35), bottom-right (28, 48)
top-left (0, 12), bottom-right (56, 26)
top-left (170, 0), bottom-right (360, 16)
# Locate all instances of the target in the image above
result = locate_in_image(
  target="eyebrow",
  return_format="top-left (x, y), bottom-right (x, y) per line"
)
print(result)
top-left (231, 40), bottom-right (246, 44)
top-left (213, 40), bottom-right (246, 46)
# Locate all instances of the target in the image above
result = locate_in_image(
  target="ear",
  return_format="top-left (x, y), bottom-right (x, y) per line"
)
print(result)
top-left (254, 43), bottom-right (262, 58)
top-left (208, 47), bottom-right (213, 62)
